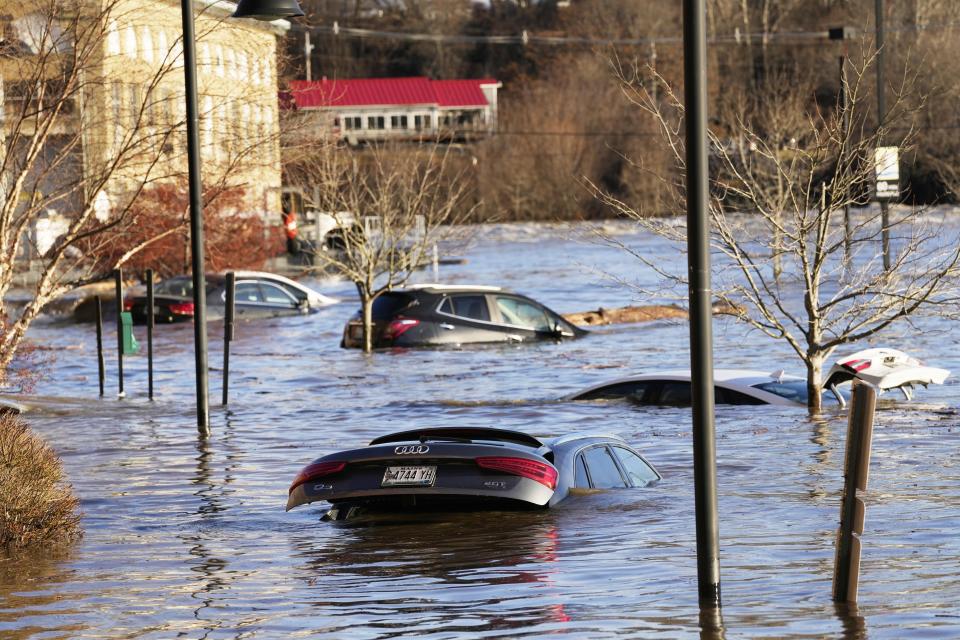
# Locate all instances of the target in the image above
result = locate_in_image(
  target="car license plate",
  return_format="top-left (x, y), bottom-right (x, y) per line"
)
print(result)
top-left (382, 465), bottom-right (436, 487)
top-left (153, 305), bottom-right (161, 314)
top-left (349, 324), bottom-right (363, 340)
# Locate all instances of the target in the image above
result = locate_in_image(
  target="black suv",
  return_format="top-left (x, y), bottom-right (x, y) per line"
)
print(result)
top-left (341, 285), bottom-right (586, 348)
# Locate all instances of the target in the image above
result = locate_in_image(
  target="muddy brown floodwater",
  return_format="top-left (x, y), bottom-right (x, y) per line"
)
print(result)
top-left (1, 221), bottom-right (959, 638)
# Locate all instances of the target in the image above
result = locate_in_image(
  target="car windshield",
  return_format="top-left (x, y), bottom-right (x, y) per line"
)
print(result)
top-left (371, 292), bottom-right (415, 319)
top-left (154, 278), bottom-right (220, 297)
top-left (751, 380), bottom-right (847, 405)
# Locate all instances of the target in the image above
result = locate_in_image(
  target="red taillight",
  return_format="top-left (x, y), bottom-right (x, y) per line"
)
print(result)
top-left (168, 301), bottom-right (195, 316)
top-left (476, 456), bottom-right (558, 490)
top-left (842, 358), bottom-right (872, 372)
top-left (289, 460), bottom-right (346, 493)
top-left (384, 317), bottom-right (419, 340)
top-left (123, 297), bottom-right (134, 311)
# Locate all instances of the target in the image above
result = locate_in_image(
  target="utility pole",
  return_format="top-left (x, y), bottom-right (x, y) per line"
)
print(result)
top-left (876, 0), bottom-right (891, 271)
top-left (305, 30), bottom-right (314, 82)
top-left (683, 0), bottom-right (721, 608)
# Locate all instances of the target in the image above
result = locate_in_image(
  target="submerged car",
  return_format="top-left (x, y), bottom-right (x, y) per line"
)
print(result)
top-left (286, 427), bottom-right (661, 519)
top-left (341, 284), bottom-right (586, 349)
top-left (567, 348), bottom-right (949, 407)
top-left (126, 271), bottom-right (338, 324)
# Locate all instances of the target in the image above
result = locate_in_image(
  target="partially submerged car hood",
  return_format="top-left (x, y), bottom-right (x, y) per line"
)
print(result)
top-left (825, 348), bottom-right (950, 400)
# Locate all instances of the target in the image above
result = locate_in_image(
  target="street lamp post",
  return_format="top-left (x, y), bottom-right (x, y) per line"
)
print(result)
top-left (682, 0), bottom-right (721, 607)
top-left (178, 0), bottom-right (303, 434)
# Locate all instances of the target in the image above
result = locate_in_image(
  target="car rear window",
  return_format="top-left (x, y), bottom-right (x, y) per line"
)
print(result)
top-left (154, 278), bottom-right (220, 296)
top-left (582, 446), bottom-right (627, 488)
top-left (372, 293), bottom-right (415, 319)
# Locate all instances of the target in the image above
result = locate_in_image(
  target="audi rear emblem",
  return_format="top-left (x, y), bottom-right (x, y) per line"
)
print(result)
top-left (395, 445), bottom-right (430, 455)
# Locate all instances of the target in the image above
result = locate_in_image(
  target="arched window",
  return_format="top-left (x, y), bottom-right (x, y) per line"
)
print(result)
top-left (157, 30), bottom-right (169, 64)
top-left (124, 25), bottom-right (137, 58)
top-left (139, 26), bottom-right (153, 63)
top-left (107, 20), bottom-right (121, 56)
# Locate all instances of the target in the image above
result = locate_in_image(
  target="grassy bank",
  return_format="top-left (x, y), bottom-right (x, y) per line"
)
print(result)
top-left (0, 413), bottom-right (81, 550)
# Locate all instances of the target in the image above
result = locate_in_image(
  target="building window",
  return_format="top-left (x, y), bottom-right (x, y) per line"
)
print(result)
top-left (390, 115), bottom-right (408, 129)
top-left (343, 116), bottom-right (362, 130)
top-left (140, 26), bottom-right (154, 63)
top-left (200, 43), bottom-right (211, 72)
top-left (111, 81), bottom-right (124, 146)
top-left (414, 114), bottom-right (429, 131)
top-left (107, 21), bottom-right (121, 56)
top-left (157, 30), bottom-right (169, 64)
top-left (226, 48), bottom-right (237, 79)
top-left (367, 116), bottom-right (385, 130)
top-left (124, 25), bottom-right (137, 58)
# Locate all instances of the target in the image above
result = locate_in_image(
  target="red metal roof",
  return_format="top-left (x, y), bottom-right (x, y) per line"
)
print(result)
top-left (288, 77), bottom-right (498, 109)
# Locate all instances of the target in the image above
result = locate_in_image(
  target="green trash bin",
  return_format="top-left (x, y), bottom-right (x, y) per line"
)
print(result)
top-left (120, 311), bottom-right (139, 355)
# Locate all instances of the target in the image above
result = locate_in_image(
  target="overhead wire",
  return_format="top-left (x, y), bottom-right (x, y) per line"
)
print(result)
top-left (299, 19), bottom-right (960, 48)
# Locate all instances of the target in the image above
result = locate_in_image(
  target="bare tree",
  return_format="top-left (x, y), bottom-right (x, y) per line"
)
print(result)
top-left (285, 142), bottom-right (476, 352)
top-left (595, 54), bottom-right (960, 411)
top-left (0, 0), bottom-right (282, 382)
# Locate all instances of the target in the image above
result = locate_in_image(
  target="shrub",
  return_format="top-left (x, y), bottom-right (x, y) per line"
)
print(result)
top-left (0, 413), bottom-right (82, 550)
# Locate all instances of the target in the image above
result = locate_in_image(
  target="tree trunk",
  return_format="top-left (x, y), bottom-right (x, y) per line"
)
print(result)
top-left (360, 292), bottom-right (374, 354)
top-left (805, 352), bottom-right (825, 413)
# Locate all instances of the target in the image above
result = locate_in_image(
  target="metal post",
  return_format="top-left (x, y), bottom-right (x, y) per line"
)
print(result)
top-left (683, 0), bottom-right (721, 607)
top-left (95, 295), bottom-right (105, 397)
top-left (876, 0), bottom-right (891, 271)
top-left (833, 382), bottom-right (877, 602)
top-left (222, 272), bottom-right (235, 406)
top-left (180, 0), bottom-right (210, 433)
top-left (146, 269), bottom-right (155, 400)
top-left (114, 269), bottom-right (124, 397)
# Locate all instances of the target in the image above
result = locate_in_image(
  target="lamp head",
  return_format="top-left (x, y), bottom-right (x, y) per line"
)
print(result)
top-left (232, 0), bottom-right (305, 20)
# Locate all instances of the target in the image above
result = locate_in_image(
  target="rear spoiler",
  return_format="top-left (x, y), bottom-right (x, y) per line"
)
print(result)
top-left (824, 348), bottom-right (949, 406)
top-left (370, 427), bottom-right (543, 448)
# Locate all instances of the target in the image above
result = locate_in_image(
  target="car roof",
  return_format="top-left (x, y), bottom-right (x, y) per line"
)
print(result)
top-left (369, 427), bottom-right (543, 448)
top-left (577, 369), bottom-right (803, 388)
top-left (544, 432), bottom-right (626, 448)
top-left (403, 283), bottom-right (507, 294)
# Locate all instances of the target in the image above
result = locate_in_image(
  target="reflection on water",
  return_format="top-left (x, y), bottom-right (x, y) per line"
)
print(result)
top-left (2, 223), bottom-right (959, 638)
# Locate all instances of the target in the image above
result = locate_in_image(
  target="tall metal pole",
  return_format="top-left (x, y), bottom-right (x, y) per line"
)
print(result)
top-left (876, 0), bottom-right (891, 271)
top-left (683, 0), bottom-right (721, 607)
top-left (95, 296), bottom-right (105, 397)
top-left (114, 269), bottom-right (124, 397)
top-left (180, 0), bottom-right (210, 434)
top-left (146, 269), bottom-right (155, 400)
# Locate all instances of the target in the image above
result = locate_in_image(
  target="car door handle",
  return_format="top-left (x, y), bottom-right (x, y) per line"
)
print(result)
top-left (439, 323), bottom-right (455, 330)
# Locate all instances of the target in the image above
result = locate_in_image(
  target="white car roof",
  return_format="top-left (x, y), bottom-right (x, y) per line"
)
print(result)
top-left (230, 271), bottom-right (339, 305)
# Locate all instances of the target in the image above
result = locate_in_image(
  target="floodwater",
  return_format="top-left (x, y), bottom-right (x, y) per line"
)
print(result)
top-left (2, 221), bottom-right (959, 639)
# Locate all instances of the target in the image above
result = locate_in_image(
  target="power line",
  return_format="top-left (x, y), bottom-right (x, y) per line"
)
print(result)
top-left (301, 20), bottom-right (960, 49)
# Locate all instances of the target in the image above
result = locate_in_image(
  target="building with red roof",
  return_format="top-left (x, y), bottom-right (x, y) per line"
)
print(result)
top-left (286, 77), bottom-right (501, 143)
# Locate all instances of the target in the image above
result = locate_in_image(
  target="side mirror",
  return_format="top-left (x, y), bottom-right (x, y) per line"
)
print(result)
top-left (297, 298), bottom-right (310, 313)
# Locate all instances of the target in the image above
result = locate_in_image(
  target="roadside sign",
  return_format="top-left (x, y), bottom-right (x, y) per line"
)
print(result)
top-left (874, 146), bottom-right (899, 201)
